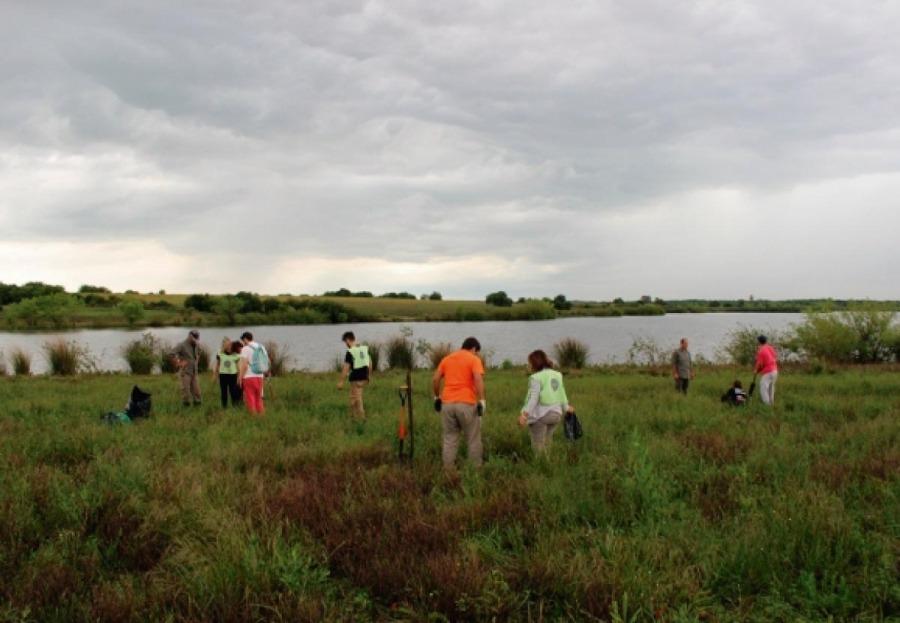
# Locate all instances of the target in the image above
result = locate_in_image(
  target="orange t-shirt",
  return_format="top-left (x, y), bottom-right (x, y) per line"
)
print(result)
top-left (438, 349), bottom-right (484, 404)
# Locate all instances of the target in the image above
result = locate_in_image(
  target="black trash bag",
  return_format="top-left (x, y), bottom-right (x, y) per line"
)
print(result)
top-left (564, 411), bottom-right (583, 441)
top-left (126, 385), bottom-right (152, 419)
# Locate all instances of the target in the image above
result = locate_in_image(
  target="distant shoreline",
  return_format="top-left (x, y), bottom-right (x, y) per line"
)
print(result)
top-left (2, 288), bottom-right (896, 332)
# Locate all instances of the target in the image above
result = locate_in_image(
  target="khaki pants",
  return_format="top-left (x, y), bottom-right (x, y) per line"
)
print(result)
top-left (442, 402), bottom-right (482, 468)
top-left (180, 370), bottom-right (201, 404)
top-left (529, 411), bottom-right (562, 454)
top-left (349, 380), bottom-right (368, 419)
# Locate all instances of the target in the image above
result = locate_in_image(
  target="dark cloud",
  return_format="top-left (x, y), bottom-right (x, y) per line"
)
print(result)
top-left (1, 1), bottom-right (899, 297)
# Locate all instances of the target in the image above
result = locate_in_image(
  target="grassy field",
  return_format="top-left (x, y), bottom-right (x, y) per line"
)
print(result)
top-left (1, 367), bottom-right (898, 622)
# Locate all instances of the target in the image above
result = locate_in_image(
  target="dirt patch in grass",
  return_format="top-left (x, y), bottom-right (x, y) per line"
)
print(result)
top-left (269, 447), bottom-right (532, 617)
top-left (679, 431), bottom-right (752, 465)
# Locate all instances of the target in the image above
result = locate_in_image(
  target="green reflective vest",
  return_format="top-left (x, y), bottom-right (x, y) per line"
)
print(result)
top-left (348, 345), bottom-right (370, 370)
top-left (528, 369), bottom-right (568, 407)
top-left (218, 352), bottom-right (240, 375)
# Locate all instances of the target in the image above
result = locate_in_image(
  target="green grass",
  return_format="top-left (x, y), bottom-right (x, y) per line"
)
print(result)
top-left (1, 367), bottom-right (898, 621)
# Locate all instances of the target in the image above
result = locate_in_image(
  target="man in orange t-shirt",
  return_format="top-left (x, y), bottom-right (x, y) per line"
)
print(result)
top-left (432, 337), bottom-right (486, 468)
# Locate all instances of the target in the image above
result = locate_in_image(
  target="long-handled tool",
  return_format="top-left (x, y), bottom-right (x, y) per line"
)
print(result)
top-left (747, 373), bottom-right (758, 400)
top-left (397, 370), bottom-right (414, 462)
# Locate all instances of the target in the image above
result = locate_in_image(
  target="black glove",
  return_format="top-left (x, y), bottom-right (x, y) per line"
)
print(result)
top-left (433, 397), bottom-right (442, 412)
top-left (476, 400), bottom-right (485, 417)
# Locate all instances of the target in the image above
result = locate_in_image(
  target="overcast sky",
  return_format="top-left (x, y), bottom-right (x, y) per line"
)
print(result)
top-left (1, 1), bottom-right (899, 300)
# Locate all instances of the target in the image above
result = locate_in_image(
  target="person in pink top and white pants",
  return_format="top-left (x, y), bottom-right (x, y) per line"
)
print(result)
top-left (754, 335), bottom-right (778, 405)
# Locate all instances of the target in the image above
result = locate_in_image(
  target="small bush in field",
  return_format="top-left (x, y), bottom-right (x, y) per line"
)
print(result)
top-left (554, 337), bottom-right (589, 369)
top-left (263, 340), bottom-right (292, 376)
top-left (424, 341), bottom-right (454, 369)
top-left (627, 335), bottom-right (668, 366)
top-left (795, 306), bottom-right (897, 363)
top-left (10, 348), bottom-right (31, 376)
top-left (385, 335), bottom-right (416, 370)
top-left (43, 339), bottom-right (94, 376)
top-left (0, 350), bottom-right (6, 375)
top-left (157, 341), bottom-right (178, 373)
top-left (719, 326), bottom-right (793, 366)
top-left (196, 343), bottom-right (211, 373)
top-left (122, 333), bottom-right (159, 374)
top-left (363, 342), bottom-right (381, 372)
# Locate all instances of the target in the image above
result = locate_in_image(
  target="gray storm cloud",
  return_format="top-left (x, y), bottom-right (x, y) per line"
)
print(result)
top-left (1, 1), bottom-right (899, 298)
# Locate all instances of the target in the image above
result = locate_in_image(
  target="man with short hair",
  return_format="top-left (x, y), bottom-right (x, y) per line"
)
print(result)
top-left (671, 337), bottom-right (695, 394)
top-left (238, 331), bottom-right (267, 415)
top-left (337, 331), bottom-right (371, 420)
top-left (432, 336), bottom-right (486, 469)
top-left (171, 329), bottom-right (202, 406)
top-left (754, 335), bottom-right (778, 405)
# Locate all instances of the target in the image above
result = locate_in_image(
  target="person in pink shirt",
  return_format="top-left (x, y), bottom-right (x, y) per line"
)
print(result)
top-left (754, 335), bottom-right (778, 405)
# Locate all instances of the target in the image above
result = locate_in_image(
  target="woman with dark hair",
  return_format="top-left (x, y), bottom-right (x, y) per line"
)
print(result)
top-left (213, 337), bottom-right (243, 408)
top-left (519, 349), bottom-right (574, 454)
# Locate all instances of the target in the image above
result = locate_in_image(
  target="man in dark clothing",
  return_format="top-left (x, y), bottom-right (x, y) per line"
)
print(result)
top-left (171, 329), bottom-right (202, 406)
top-left (671, 337), bottom-right (694, 394)
top-left (336, 331), bottom-right (372, 420)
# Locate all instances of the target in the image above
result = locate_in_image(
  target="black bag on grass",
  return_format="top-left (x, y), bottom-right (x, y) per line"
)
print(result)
top-left (126, 385), bottom-right (152, 419)
top-left (564, 411), bottom-right (583, 441)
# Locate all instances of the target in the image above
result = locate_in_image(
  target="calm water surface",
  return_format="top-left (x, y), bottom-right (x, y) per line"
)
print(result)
top-left (0, 313), bottom-right (802, 374)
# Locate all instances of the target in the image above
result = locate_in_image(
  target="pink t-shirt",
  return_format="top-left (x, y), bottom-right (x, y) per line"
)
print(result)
top-left (755, 344), bottom-right (778, 374)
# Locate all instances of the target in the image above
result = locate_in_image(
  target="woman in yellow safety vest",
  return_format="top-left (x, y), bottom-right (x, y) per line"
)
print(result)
top-left (519, 349), bottom-right (574, 453)
top-left (213, 337), bottom-right (243, 408)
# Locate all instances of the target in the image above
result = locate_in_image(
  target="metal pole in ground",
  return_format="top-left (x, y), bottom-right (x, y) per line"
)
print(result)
top-left (406, 369), bottom-right (414, 460)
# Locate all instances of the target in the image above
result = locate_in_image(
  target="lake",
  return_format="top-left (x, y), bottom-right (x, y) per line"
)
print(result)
top-left (0, 313), bottom-right (802, 374)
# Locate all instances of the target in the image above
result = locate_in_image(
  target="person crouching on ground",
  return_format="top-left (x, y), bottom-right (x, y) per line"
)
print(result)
top-left (238, 331), bottom-right (267, 415)
top-left (519, 349), bottom-right (574, 454)
top-left (213, 337), bottom-right (243, 408)
top-left (721, 379), bottom-right (748, 406)
top-left (337, 331), bottom-right (371, 420)
top-left (754, 335), bottom-right (778, 406)
top-left (171, 329), bottom-right (202, 407)
top-left (432, 337), bottom-right (486, 470)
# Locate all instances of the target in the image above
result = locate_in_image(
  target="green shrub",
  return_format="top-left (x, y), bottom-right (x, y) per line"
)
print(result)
top-left (385, 335), bottom-right (416, 370)
top-left (718, 326), bottom-right (795, 365)
top-left (510, 299), bottom-right (556, 320)
top-left (627, 335), bottom-right (667, 366)
top-left (118, 299), bottom-right (145, 327)
top-left (362, 342), bottom-right (381, 372)
top-left (795, 306), bottom-right (897, 363)
top-left (10, 348), bottom-right (31, 375)
top-left (122, 333), bottom-right (159, 374)
top-left (197, 343), bottom-right (211, 373)
top-left (158, 341), bottom-right (179, 373)
top-left (0, 350), bottom-right (6, 376)
top-left (423, 341), bottom-right (454, 369)
top-left (554, 337), bottom-right (589, 369)
top-left (263, 340), bottom-right (291, 376)
top-left (4, 293), bottom-right (81, 328)
top-left (43, 339), bottom-right (94, 376)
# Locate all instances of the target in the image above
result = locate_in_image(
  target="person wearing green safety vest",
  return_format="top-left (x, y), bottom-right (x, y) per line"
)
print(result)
top-left (337, 331), bottom-right (372, 420)
top-left (519, 349), bottom-right (575, 454)
top-left (213, 337), bottom-right (243, 408)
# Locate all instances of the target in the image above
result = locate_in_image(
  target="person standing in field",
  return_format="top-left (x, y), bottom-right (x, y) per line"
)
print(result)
top-left (671, 337), bottom-right (695, 394)
top-left (238, 331), bottom-right (269, 415)
top-left (519, 349), bottom-right (574, 454)
top-left (432, 337), bottom-right (486, 469)
top-left (213, 337), bottom-right (242, 408)
top-left (755, 335), bottom-right (778, 405)
top-left (170, 329), bottom-right (202, 407)
top-left (336, 331), bottom-right (371, 420)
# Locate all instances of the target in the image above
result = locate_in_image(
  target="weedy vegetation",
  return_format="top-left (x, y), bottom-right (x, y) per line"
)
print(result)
top-left (1, 364), bottom-right (896, 621)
